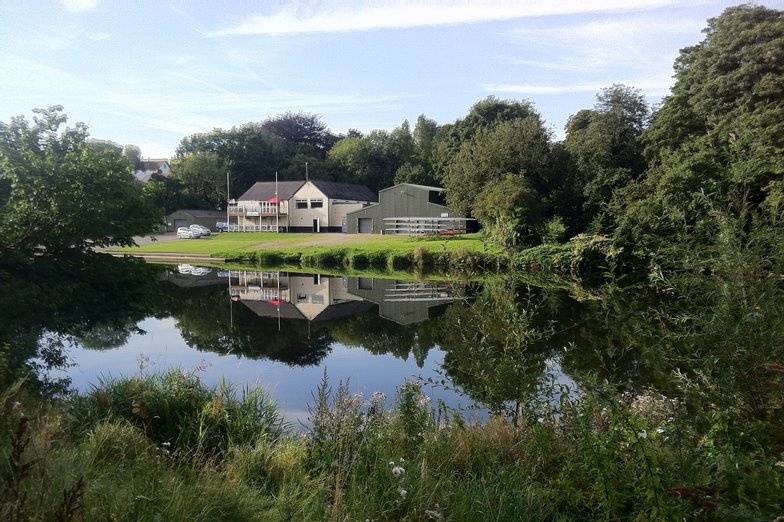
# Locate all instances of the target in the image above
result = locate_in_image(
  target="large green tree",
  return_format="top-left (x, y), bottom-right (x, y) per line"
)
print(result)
top-left (616, 5), bottom-right (784, 258)
top-left (328, 121), bottom-right (417, 192)
top-left (0, 106), bottom-right (160, 259)
top-left (565, 84), bottom-right (650, 231)
top-left (170, 152), bottom-right (230, 210)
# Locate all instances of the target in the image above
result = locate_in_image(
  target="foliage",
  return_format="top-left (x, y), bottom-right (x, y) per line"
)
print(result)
top-left (68, 370), bottom-right (284, 456)
top-left (473, 174), bottom-right (544, 248)
top-left (615, 5), bottom-right (784, 263)
top-left (122, 144), bottom-right (142, 170)
top-left (564, 84), bottom-right (650, 230)
top-left (0, 107), bottom-right (161, 258)
top-left (170, 152), bottom-right (229, 210)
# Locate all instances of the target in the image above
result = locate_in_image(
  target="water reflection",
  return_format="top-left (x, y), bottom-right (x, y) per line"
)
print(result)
top-left (1, 256), bottom-right (590, 422)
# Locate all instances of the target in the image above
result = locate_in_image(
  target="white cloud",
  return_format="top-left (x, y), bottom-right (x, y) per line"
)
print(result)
top-left (208, 0), bottom-right (686, 36)
top-left (482, 80), bottom-right (673, 96)
top-left (60, 0), bottom-right (100, 12)
top-left (504, 14), bottom-right (704, 72)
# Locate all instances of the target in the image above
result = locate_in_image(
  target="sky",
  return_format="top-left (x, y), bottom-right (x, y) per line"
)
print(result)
top-left (1, 0), bottom-right (779, 158)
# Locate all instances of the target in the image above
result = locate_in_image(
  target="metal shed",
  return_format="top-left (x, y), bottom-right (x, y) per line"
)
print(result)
top-left (165, 209), bottom-right (225, 232)
top-left (345, 183), bottom-right (468, 234)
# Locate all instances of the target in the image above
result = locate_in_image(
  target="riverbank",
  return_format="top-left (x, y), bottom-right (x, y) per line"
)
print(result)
top-left (4, 362), bottom-right (782, 521)
top-left (112, 232), bottom-right (618, 279)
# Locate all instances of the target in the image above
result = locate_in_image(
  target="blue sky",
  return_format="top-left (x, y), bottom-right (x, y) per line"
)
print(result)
top-left (1, 0), bottom-right (777, 157)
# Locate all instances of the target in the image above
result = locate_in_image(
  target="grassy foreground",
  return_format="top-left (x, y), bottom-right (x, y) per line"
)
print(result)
top-left (3, 369), bottom-right (782, 521)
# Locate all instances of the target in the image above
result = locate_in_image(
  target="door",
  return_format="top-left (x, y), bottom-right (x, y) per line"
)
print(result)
top-left (358, 218), bottom-right (372, 234)
top-left (312, 218), bottom-right (320, 232)
top-left (174, 219), bottom-right (188, 231)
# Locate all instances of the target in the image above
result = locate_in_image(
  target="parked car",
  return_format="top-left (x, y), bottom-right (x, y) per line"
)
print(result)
top-left (177, 227), bottom-right (196, 239)
top-left (215, 221), bottom-right (229, 232)
top-left (189, 224), bottom-right (211, 237)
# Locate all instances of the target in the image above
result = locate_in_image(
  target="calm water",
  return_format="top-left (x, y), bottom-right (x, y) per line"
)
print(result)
top-left (4, 255), bottom-right (782, 430)
top-left (5, 257), bottom-right (579, 423)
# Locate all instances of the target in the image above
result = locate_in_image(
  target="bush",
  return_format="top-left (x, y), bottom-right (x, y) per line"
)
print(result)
top-left (68, 371), bottom-right (284, 455)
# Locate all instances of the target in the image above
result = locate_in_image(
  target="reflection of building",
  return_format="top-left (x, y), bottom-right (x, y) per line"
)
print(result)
top-left (228, 271), bottom-right (373, 321)
top-left (347, 278), bottom-right (466, 325)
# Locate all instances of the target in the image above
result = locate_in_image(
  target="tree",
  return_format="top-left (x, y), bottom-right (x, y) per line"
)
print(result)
top-left (564, 85), bottom-right (650, 231)
top-left (261, 112), bottom-right (337, 156)
top-left (441, 114), bottom-right (552, 216)
top-left (176, 124), bottom-right (286, 198)
top-left (616, 5), bottom-right (784, 257)
top-left (432, 97), bottom-right (541, 181)
top-left (170, 152), bottom-right (230, 209)
top-left (0, 106), bottom-right (161, 259)
top-left (123, 144), bottom-right (142, 170)
top-left (474, 174), bottom-right (545, 248)
top-left (328, 121), bottom-right (417, 192)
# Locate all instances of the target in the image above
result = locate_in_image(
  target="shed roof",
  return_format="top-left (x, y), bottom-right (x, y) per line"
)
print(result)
top-left (380, 183), bottom-right (444, 193)
top-left (310, 180), bottom-right (378, 202)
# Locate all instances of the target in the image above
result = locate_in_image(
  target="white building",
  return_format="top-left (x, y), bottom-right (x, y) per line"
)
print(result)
top-left (134, 158), bottom-right (171, 182)
top-left (228, 180), bottom-right (377, 232)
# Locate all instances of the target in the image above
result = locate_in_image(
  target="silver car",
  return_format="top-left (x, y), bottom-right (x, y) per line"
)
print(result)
top-left (176, 227), bottom-right (196, 239)
top-left (189, 224), bottom-right (211, 237)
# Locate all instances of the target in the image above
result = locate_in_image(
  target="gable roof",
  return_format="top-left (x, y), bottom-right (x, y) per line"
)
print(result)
top-left (239, 180), bottom-right (377, 202)
top-left (238, 181), bottom-right (305, 201)
top-left (310, 180), bottom-right (377, 202)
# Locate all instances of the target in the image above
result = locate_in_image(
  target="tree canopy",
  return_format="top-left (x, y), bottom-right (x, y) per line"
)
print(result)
top-left (0, 106), bottom-right (160, 259)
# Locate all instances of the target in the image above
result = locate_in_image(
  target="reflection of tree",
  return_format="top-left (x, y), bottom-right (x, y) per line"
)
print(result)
top-left (328, 308), bottom-right (438, 367)
top-left (435, 278), bottom-right (561, 411)
top-left (0, 254), bottom-right (170, 393)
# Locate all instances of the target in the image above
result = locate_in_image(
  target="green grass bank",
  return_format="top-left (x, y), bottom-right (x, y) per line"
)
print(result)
top-left (3, 368), bottom-right (782, 521)
top-left (116, 232), bottom-right (619, 279)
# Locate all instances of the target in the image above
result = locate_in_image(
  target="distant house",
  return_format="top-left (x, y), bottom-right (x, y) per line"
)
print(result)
top-left (165, 209), bottom-right (225, 232)
top-left (229, 180), bottom-right (377, 232)
top-left (345, 183), bottom-right (470, 235)
top-left (134, 158), bottom-right (171, 182)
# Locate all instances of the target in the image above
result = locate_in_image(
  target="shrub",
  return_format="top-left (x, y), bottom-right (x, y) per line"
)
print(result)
top-left (68, 371), bottom-right (283, 455)
top-left (81, 421), bottom-right (154, 465)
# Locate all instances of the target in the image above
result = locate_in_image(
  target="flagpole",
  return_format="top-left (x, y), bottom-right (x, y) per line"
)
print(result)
top-left (275, 171), bottom-right (279, 233)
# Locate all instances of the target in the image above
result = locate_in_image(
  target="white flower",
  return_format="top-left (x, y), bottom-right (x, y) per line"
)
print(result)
top-left (389, 461), bottom-right (395, 467)
top-left (637, 430), bottom-right (648, 439)
top-left (391, 466), bottom-right (406, 478)
top-left (398, 488), bottom-right (407, 498)
top-left (162, 442), bottom-right (171, 447)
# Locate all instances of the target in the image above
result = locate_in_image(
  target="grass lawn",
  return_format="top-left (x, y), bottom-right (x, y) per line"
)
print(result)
top-left (116, 232), bottom-right (494, 257)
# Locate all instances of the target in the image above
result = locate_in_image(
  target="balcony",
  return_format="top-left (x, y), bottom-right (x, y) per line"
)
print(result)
top-left (228, 204), bottom-right (286, 217)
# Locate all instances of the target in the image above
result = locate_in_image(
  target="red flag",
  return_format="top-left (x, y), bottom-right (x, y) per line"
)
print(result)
top-left (267, 298), bottom-right (281, 306)
top-left (266, 195), bottom-right (280, 204)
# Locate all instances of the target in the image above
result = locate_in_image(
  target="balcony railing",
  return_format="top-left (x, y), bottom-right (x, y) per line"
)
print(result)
top-left (227, 204), bottom-right (285, 217)
top-left (227, 224), bottom-right (284, 232)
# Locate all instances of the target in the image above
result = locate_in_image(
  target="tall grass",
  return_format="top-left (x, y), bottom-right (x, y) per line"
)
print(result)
top-left (2, 366), bottom-right (783, 520)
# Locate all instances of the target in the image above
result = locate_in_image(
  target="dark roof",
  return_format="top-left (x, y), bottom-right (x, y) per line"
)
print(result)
top-left (312, 180), bottom-right (377, 202)
top-left (238, 181), bottom-right (305, 202)
top-left (168, 209), bottom-right (225, 218)
top-left (241, 300), bottom-right (306, 320)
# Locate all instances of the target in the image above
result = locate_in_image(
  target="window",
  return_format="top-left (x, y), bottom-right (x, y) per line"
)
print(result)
top-left (310, 199), bottom-right (323, 208)
top-left (296, 199), bottom-right (308, 209)
top-left (428, 190), bottom-right (447, 206)
top-left (311, 294), bottom-right (324, 304)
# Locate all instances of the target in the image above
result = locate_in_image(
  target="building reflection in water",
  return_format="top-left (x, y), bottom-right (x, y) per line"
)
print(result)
top-left (217, 268), bottom-right (468, 326)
